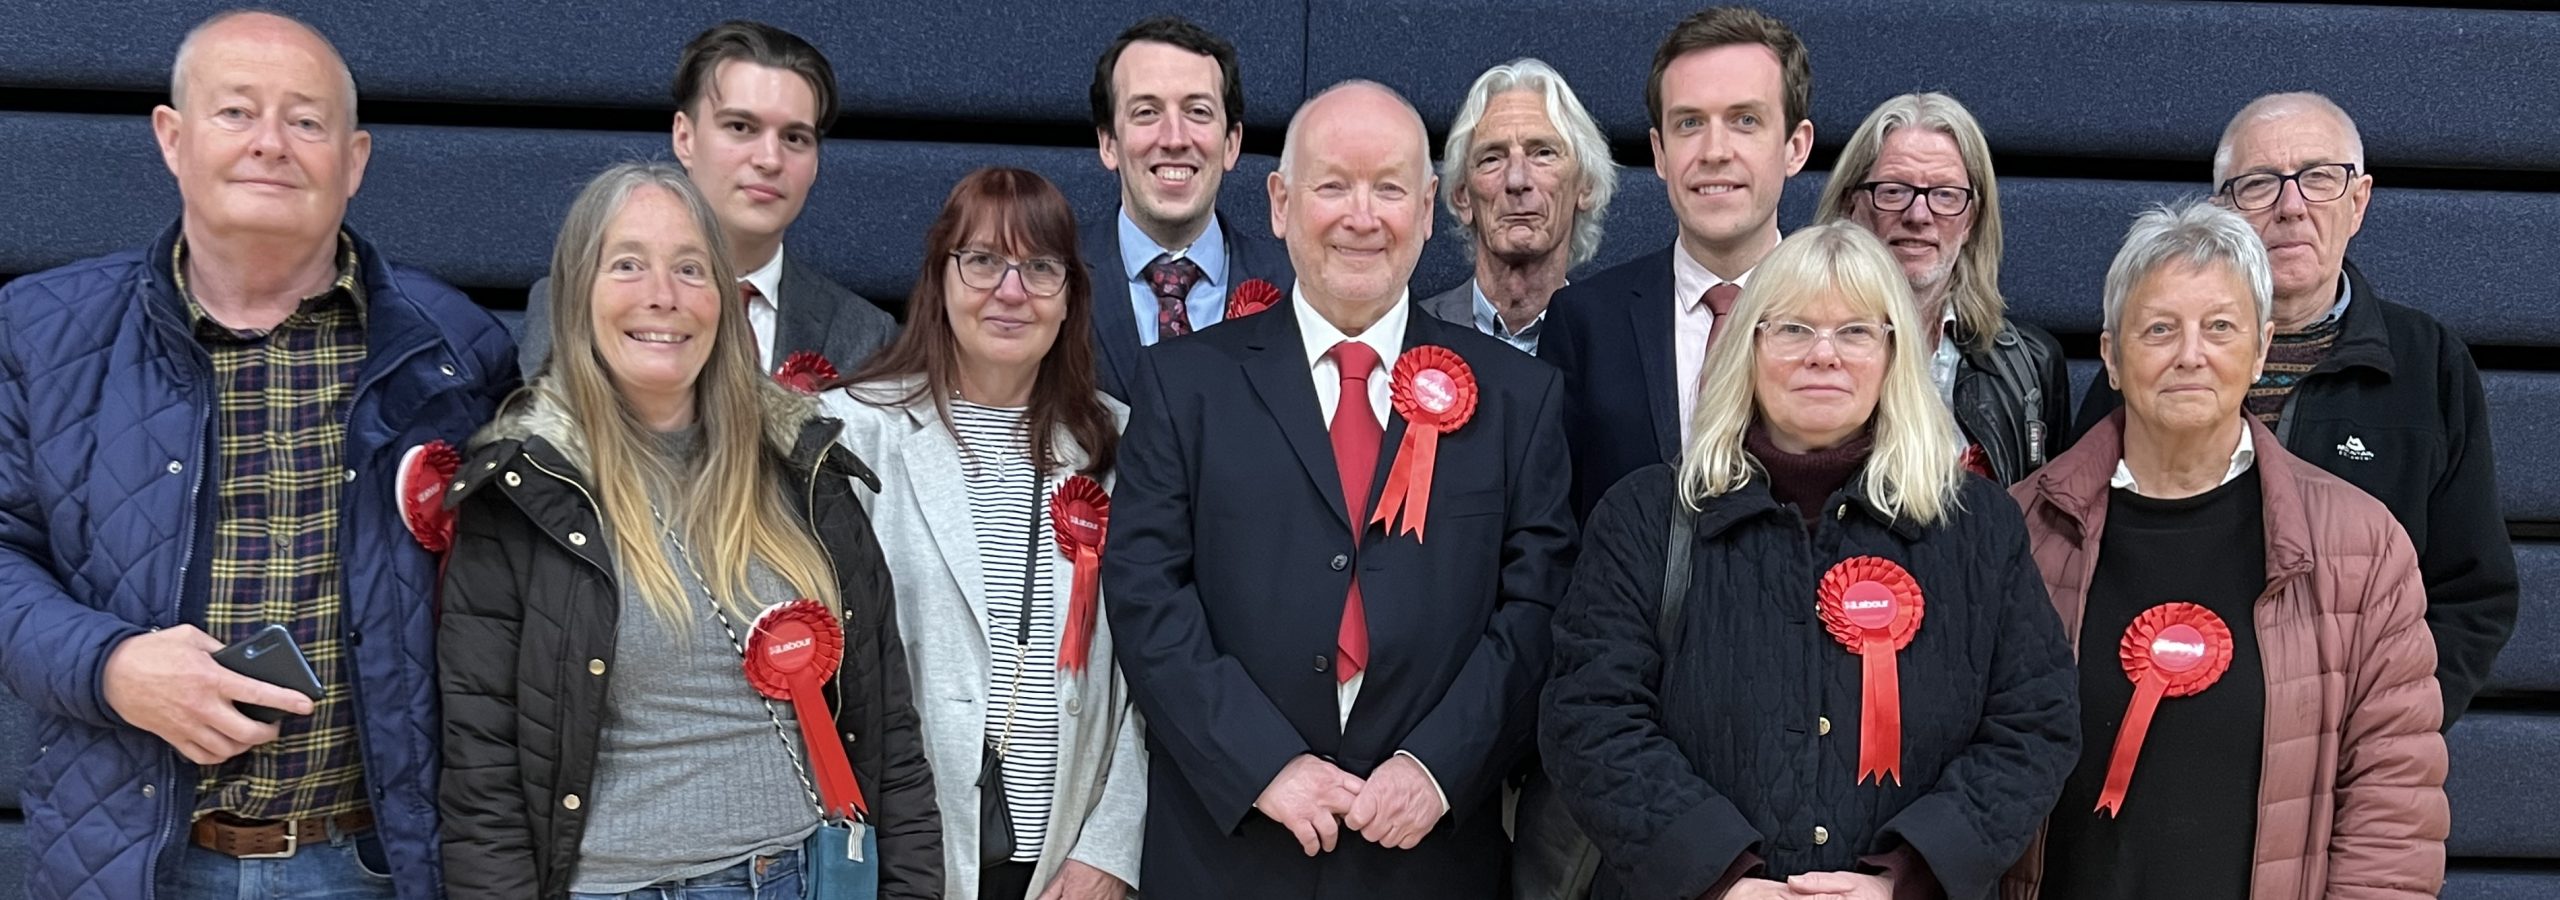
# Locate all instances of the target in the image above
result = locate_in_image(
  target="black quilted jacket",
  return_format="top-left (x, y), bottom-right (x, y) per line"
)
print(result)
top-left (435, 387), bottom-right (942, 899)
top-left (1540, 463), bottom-right (2078, 900)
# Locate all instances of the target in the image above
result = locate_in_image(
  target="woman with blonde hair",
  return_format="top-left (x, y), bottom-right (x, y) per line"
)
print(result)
top-left (1542, 221), bottom-right (2078, 900)
top-left (437, 162), bottom-right (941, 899)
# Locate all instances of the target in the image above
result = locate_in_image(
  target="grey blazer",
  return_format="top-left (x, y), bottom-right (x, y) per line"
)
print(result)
top-left (818, 377), bottom-right (1146, 898)
top-left (1419, 278), bottom-right (1476, 331)
top-left (516, 251), bottom-right (897, 378)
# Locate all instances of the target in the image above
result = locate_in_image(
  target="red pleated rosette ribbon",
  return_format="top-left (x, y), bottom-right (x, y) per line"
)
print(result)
top-left (773, 351), bottom-right (840, 395)
top-left (1225, 278), bottom-right (1282, 320)
top-left (2095, 602), bottom-right (2233, 816)
top-left (745, 599), bottom-right (868, 820)
top-left (1816, 556), bottom-right (1927, 786)
top-left (1050, 475), bottom-right (1110, 673)
top-left (1370, 347), bottom-right (1478, 542)
top-left (397, 440), bottom-right (462, 553)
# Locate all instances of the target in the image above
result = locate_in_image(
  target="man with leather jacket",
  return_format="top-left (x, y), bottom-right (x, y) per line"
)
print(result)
top-left (1815, 92), bottom-right (2071, 484)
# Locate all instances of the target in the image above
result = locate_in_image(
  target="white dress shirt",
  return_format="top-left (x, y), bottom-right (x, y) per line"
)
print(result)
top-left (740, 244), bottom-right (788, 373)
top-left (1670, 241), bottom-right (1752, 438)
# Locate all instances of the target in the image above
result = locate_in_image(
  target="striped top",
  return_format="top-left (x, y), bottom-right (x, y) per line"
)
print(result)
top-left (953, 400), bottom-right (1061, 863)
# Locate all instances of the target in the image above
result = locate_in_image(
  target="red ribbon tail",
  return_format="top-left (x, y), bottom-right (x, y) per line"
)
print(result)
top-left (2097, 675), bottom-right (2169, 817)
top-left (1859, 639), bottom-right (1903, 786)
top-left (1058, 546), bottom-right (1102, 672)
top-left (788, 671), bottom-right (867, 820)
top-left (1370, 438), bottom-right (1414, 534)
top-left (1401, 429), bottom-right (1439, 542)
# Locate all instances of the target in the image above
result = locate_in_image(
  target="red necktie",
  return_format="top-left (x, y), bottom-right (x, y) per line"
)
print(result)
top-left (1327, 340), bottom-right (1383, 684)
top-left (1701, 282), bottom-right (1743, 352)
top-left (739, 282), bottom-right (767, 361)
top-left (1142, 254), bottom-right (1206, 340)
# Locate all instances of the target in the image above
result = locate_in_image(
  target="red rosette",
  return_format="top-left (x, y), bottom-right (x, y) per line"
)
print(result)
top-left (397, 440), bottom-right (462, 553)
top-left (746, 599), bottom-right (868, 820)
top-left (773, 350), bottom-right (840, 395)
top-left (1369, 346), bottom-right (1479, 542)
top-left (1049, 475), bottom-right (1110, 673)
top-left (2095, 602), bottom-right (2234, 816)
top-left (1224, 278), bottom-right (1282, 320)
top-left (1816, 556), bottom-right (1926, 786)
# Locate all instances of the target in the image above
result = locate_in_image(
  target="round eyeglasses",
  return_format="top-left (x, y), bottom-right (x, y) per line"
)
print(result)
top-left (950, 250), bottom-right (1068, 296)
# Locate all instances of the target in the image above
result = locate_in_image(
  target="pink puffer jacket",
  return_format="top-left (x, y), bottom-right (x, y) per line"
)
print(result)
top-left (2005, 412), bottom-right (2448, 899)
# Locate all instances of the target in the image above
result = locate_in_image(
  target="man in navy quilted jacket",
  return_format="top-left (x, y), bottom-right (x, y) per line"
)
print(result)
top-left (0, 11), bottom-right (516, 899)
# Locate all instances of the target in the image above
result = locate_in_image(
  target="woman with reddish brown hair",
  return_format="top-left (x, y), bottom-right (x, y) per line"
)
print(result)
top-left (819, 167), bottom-right (1143, 900)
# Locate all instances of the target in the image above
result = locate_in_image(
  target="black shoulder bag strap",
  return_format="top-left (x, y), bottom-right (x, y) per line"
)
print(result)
top-left (1658, 500), bottom-right (1698, 653)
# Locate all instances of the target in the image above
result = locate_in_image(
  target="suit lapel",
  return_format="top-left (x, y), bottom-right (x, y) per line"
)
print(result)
top-left (773, 256), bottom-right (837, 375)
top-left (900, 408), bottom-right (995, 630)
top-left (1239, 299), bottom-right (1354, 531)
top-left (1627, 251), bottom-right (1681, 462)
top-left (1083, 223), bottom-right (1145, 397)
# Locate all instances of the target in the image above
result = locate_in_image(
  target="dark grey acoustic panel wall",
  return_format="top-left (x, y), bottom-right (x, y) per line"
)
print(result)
top-left (0, 1), bottom-right (2551, 895)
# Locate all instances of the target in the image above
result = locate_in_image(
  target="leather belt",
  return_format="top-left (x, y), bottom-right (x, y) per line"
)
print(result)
top-left (190, 809), bottom-right (374, 859)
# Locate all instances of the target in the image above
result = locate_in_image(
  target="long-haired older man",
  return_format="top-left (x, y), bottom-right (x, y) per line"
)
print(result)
top-left (1420, 59), bottom-right (1618, 355)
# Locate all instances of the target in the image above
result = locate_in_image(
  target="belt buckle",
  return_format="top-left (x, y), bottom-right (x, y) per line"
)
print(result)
top-left (236, 819), bottom-right (300, 860)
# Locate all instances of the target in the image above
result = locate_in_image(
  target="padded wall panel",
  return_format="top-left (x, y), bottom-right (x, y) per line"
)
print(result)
top-left (2448, 712), bottom-right (2560, 858)
top-left (2445, 868), bottom-right (2560, 900)
top-left (2491, 542), bottom-right (2560, 695)
top-left (0, 113), bottom-right (1279, 301)
top-left (1308, 0), bottom-right (2560, 170)
top-left (0, 1), bottom-right (1309, 129)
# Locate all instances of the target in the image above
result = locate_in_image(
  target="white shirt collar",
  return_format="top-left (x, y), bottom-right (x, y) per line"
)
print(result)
top-left (1294, 285), bottom-right (1411, 372)
top-left (1670, 239), bottom-right (1751, 312)
top-left (2111, 424), bottom-right (2257, 494)
top-left (740, 243), bottom-right (787, 306)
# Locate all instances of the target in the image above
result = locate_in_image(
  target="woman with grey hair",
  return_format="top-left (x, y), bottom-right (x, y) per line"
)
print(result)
top-left (1543, 221), bottom-right (2077, 900)
top-left (1816, 92), bottom-right (2070, 484)
top-left (2009, 199), bottom-right (2447, 899)
top-left (437, 162), bottom-right (943, 899)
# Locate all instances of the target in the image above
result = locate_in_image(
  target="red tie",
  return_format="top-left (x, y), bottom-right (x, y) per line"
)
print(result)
top-left (1327, 341), bottom-right (1383, 684)
top-left (1702, 282), bottom-right (1743, 352)
top-left (739, 282), bottom-right (767, 359)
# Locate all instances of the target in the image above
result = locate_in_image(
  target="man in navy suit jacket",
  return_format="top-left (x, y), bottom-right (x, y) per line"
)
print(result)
top-left (1540, 7), bottom-right (1814, 520)
top-left (1104, 81), bottom-right (1574, 899)
top-left (1082, 15), bottom-right (1294, 402)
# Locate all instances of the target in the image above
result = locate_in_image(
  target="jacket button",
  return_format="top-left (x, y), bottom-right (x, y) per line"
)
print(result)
top-left (1330, 554), bottom-right (1348, 571)
top-left (1313, 654), bottom-right (1330, 672)
top-left (451, 480), bottom-right (466, 492)
top-left (343, 468), bottom-right (358, 483)
top-left (1817, 716), bottom-right (1831, 736)
top-left (1065, 696), bottom-right (1081, 716)
top-left (1813, 825), bottom-right (1829, 845)
top-left (569, 532), bottom-right (588, 546)
top-left (1836, 505), bottom-right (1848, 520)
top-left (562, 794), bottom-right (581, 810)
top-left (504, 472), bottom-right (522, 487)
top-left (484, 461), bottom-right (498, 470)
top-left (439, 363), bottom-right (457, 377)
top-left (167, 460), bottom-right (183, 475)
top-left (588, 659), bottom-right (606, 676)
top-left (140, 784), bottom-right (155, 799)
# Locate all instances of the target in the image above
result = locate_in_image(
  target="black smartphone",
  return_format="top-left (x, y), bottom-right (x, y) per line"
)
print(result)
top-left (210, 624), bottom-right (325, 724)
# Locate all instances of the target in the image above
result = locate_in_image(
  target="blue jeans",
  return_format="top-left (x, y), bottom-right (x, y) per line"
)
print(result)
top-left (169, 820), bottom-right (396, 899)
top-left (569, 849), bottom-right (806, 900)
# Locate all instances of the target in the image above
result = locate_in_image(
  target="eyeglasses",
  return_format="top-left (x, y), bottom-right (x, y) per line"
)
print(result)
top-left (2216, 163), bottom-right (2357, 211)
top-left (1756, 319), bottom-right (1895, 360)
top-left (949, 250), bottom-right (1069, 296)
top-left (1858, 181), bottom-right (1975, 217)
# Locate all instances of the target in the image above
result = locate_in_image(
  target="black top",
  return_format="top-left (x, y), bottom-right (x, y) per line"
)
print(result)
top-left (2044, 468), bottom-right (2268, 900)
top-left (1746, 422), bottom-right (1875, 530)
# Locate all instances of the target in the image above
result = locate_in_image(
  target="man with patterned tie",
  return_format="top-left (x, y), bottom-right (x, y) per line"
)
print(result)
top-left (1082, 15), bottom-right (1296, 401)
top-left (517, 20), bottom-right (895, 378)
top-left (1539, 6), bottom-right (1815, 521)
top-left (1104, 81), bottom-right (1574, 899)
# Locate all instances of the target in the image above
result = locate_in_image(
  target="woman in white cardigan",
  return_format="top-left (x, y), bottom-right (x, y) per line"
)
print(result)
top-left (817, 168), bottom-right (1143, 900)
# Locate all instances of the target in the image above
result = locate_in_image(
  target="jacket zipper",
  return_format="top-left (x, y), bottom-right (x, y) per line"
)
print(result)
top-left (326, 337), bottom-right (437, 863)
top-left (801, 441), bottom-right (854, 763)
top-left (146, 352), bottom-right (213, 899)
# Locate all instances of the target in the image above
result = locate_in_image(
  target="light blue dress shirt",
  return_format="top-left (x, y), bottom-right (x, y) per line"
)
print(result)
top-left (1118, 209), bottom-right (1230, 346)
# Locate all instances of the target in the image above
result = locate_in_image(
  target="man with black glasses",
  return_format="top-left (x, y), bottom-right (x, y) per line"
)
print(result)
top-left (1815, 92), bottom-right (2072, 485)
top-left (2075, 91), bottom-right (2515, 728)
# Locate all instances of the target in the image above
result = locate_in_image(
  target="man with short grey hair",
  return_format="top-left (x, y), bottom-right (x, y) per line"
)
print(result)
top-left (0, 10), bottom-right (515, 898)
top-left (2075, 91), bottom-right (2515, 726)
top-left (1421, 59), bottom-right (1616, 355)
